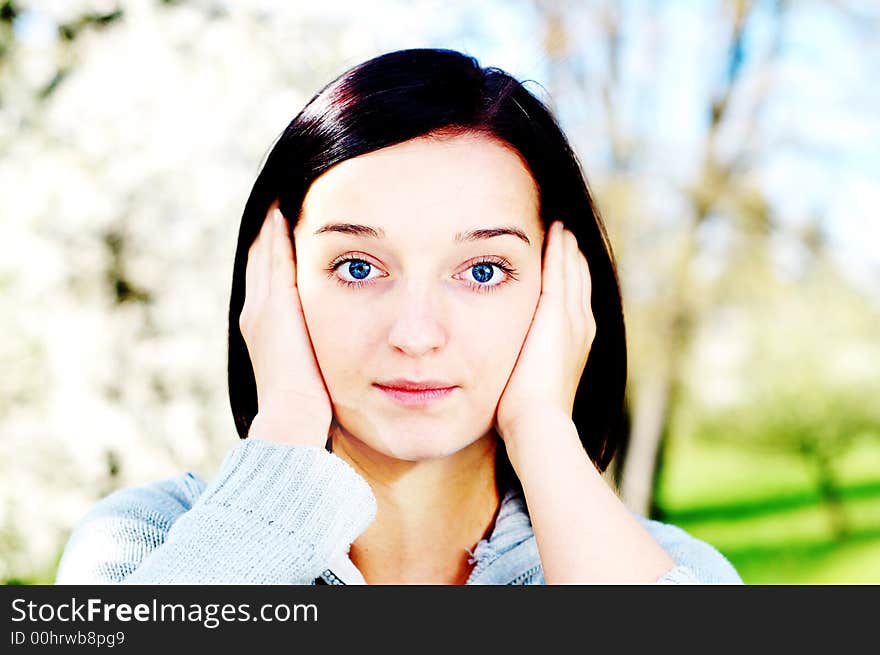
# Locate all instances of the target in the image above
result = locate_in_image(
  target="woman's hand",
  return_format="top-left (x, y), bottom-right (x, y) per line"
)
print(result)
top-left (239, 204), bottom-right (333, 447)
top-left (494, 220), bottom-right (596, 452)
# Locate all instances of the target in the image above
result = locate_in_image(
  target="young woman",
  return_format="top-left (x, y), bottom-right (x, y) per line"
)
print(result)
top-left (55, 48), bottom-right (742, 585)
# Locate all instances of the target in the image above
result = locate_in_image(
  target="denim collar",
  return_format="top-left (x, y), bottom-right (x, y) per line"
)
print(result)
top-left (464, 484), bottom-right (543, 585)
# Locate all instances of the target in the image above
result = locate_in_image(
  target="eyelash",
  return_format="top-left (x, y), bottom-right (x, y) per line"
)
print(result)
top-left (324, 253), bottom-right (520, 294)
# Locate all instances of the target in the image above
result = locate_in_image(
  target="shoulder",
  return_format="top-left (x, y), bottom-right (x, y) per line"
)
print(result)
top-left (55, 471), bottom-right (207, 584)
top-left (632, 513), bottom-right (743, 584)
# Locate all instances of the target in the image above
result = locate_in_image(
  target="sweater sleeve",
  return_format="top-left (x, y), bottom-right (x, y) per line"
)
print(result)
top-left (54, 439), bottom-right (377, 584)
top-left (632, 514), bottom-right (743, 584)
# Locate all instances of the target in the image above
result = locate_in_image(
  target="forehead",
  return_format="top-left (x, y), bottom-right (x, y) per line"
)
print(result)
top-left (296, 133), bottom-right (541, 239)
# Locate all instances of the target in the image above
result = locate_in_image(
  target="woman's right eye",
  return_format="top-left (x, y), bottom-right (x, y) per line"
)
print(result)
top-left (329, 258), bottom-right (385, 288)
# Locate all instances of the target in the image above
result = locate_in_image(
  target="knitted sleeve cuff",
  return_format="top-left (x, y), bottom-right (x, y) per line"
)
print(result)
top-left (123, 438), bottom-right (377, 584)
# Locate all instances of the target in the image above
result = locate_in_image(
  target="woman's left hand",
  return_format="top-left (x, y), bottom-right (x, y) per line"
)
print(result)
top-left (494, 220), bottom-right (596, 449)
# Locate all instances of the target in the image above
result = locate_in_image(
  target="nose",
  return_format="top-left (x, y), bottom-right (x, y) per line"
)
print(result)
top-left (386, 280), bottom-right (449, 357)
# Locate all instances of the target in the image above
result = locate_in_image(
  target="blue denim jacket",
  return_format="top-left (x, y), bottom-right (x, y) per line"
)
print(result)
top-left (55, 439), bottom-right (742, 585)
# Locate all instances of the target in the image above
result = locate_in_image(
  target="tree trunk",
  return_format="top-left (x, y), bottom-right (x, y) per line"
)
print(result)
top-left (619, 377), bottom-right (672, 515)
top-left (814, 450), bottom-right (849, 540)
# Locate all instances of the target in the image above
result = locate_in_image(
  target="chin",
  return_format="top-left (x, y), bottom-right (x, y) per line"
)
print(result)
top-left (337, 413), bottom-right (476, 462)
top-left (384, 444), bottom-right (466, 462)
top-left (369, 429), bottom-right (473, 462)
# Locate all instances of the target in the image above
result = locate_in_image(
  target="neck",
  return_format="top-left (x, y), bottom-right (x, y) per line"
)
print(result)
top-left (330, 426), bottom-right (502, 585)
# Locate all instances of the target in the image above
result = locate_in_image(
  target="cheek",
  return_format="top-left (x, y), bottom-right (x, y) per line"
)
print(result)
top-left (460, 291), bottom-right (540, 404)
top-left (295, 272), bottom-right (353, 377)
top-left (298, 291), bottom-right (368, 387)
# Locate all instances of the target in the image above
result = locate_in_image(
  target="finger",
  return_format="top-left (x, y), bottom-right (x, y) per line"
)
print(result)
top-left (245, 205), bottom-right (274, 307)
top-left (575, 249), bottom-right (590, 311)
top-left (568, 231), bottom-right (584, 312)
top-left (577, 253), bottom-right (591, 316)
top-left (563, 228), bottom-right (581, 313)
top-left (270, 207), bottom-right (296, 292)
top-left (577, 252), bottom-right (597, 354)
top-left (541, 220), bottom-right (565, 302)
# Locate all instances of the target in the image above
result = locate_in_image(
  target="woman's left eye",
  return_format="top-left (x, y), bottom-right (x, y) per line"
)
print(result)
top-left (456, 261), bottom-right (518, 293)
top-left (326, 256), bottom-right (518, 293)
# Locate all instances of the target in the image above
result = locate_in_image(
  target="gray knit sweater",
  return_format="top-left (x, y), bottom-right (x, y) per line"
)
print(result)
top-left (54, 438), bottom-right (743, 585)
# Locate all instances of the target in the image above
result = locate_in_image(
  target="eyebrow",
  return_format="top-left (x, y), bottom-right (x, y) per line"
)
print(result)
top-left (313, 223), bottom-right (531, 246)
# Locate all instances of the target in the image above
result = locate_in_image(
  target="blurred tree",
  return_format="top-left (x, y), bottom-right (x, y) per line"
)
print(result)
top-left (672, 208), bottom-right (880, 535)
top-left (529, 0), bottom-right (879, 517)
top-left (531, 0), bottom-right (784, 511)
top-left (692, 383), bottom-right (880, 539)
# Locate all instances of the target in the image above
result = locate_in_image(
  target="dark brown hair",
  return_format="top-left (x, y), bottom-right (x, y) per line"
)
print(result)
top-left (227, 48), bottom-right (626, 488)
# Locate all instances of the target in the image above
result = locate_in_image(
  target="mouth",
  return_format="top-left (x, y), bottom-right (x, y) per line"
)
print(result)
top-left (373, 381), bottom-right (458, 408)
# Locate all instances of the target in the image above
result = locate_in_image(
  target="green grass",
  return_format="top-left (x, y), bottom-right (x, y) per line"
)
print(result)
top-left (723, 531), bottom-right (880, 584)
top-left (656, 434), bottom-right (880, 584)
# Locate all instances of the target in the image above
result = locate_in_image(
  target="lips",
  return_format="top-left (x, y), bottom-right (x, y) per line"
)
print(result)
top-left (375, 379), bottom-right (456, 391)
top-left (374, 380), bottom-right (458, 408)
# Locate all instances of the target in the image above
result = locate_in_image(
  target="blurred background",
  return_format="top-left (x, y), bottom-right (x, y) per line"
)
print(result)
top-left (1, 0), bottom-right (878, 584)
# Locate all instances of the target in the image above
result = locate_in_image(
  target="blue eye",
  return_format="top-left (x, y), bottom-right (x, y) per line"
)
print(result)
top-left (469, 263), bottom-right (495, 284)
top-left (459, 261), bottom-right (519, 293)
top-left (330, 259), bottom-right (382, 286)
top-left (346, 260), bottom-right (372, 281)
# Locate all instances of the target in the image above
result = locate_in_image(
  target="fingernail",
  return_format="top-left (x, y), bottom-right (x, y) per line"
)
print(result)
top-left (273, 208), bottom-right (283, 224)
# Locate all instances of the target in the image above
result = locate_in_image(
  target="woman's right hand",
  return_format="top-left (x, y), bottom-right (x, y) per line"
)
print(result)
top-left (238, 203), bottom-right (333, 448)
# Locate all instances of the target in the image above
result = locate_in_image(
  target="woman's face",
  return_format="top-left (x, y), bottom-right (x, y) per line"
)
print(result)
top-left (293, 132), bottom-right (545, 462)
